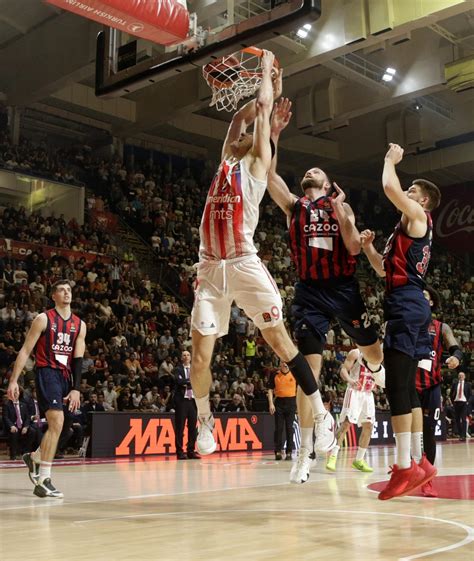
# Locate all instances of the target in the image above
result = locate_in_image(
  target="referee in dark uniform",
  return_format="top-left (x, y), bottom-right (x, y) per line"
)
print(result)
top-left (268, 362), bottom-right (297, 460)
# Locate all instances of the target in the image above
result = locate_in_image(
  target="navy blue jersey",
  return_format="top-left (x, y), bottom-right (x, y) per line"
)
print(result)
top-left (289, 196), bottom-right (356, 281)
top-left (382, 212), bottom-right (433, 294)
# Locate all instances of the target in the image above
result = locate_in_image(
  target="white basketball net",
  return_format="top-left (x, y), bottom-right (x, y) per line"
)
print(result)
top-left (202, 49), bottom-right (265, 112)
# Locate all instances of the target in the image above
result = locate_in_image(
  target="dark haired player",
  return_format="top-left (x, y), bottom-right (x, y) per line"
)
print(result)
top-left (361, 143), bottom-right (441, 500)
top-left (7, 279), bottom-right (86, 498)
top-left (415, 286), bottom-right (462, 497)
top-left (268, 98), bottom-right (383, 484)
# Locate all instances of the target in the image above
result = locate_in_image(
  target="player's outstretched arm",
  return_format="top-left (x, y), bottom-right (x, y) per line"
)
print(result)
top-left (7, 313), bottom-right (47, 401)
top-left (382, 143), bottom-right (426, 223)
top-left (442, 323), bottom-right (463, 369)
top-left (360, 230), bottom-right (386, 277)
top-left (249, 50), bottom-right (275, 178)
top-left (267, 97), bottom-right (297, 217)
top-left (330, 183), bottom-right (361, 255)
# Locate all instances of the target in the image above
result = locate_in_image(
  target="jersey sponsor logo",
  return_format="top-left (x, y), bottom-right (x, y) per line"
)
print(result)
top-left (262, 312), bottom-right (272, 323)
top-left (270, 306), bottom-right (280, 320)
top-left (52, 344), bottom-right (73, 352)
top-left (304, 223), bottom-right (339, 234)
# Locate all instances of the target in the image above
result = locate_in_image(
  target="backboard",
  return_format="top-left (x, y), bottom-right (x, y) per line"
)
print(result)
top-left (95, 0), bottom-right (321, 98)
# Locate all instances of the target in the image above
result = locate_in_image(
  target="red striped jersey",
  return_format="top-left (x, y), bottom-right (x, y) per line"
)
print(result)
top-left (35, 308), bottom-right (82, 377)
top-left (199, 158), bottom-right (266, 261)
top-left (349, 350), bottom-right (376, 392)
top-left (416, 319), bottom-right (443, 391)
top-left (382, 212), bottom-right (433, 294)
top-left (289, 196), bottom-right (356, 281)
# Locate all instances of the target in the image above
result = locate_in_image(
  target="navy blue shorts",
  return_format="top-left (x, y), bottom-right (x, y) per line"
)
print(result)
top-left (417, 384), bottom-right (441, 413)
top-left (384, 286), bottom-right (431, 360)
top-left (291, 277), bottom-right (378, 347)
top-left (36, 367), bottom-right (71, 413)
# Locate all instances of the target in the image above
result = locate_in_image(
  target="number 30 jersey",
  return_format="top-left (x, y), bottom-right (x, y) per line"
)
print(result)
top-left (35, 308), bottom-right (82, 377)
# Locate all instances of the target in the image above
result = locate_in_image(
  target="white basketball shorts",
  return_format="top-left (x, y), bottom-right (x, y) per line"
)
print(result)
top-left (191, 255), bottom-right (283, 337)
top-left (340, 388), bottom-right (375, 427)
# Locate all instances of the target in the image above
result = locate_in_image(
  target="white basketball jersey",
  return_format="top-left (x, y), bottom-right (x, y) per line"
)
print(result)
top-left (349, 350), bottom-right (376, 392)
top-left (199, 158), bottom-right (266, 261)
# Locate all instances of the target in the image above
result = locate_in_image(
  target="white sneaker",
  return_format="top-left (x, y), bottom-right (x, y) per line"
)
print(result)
top-left (197, 415), bottom-right (217, 455)
top-left (313, 412), bottom-right (336, 454)
top-left (290, 447), bottom-right (312, 484)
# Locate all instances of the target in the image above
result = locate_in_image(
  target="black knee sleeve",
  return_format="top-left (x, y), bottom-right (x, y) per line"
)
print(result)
top-left (296, 335), bottom-right (324, 356)
top-left (409, 359), bottom-right (421, 409)
top-left (287, 352), bottom-right (318, 396)
top-left (384, 349), bottom-right (417, 416)
top-left (423, 411), bottom-right (437, 465)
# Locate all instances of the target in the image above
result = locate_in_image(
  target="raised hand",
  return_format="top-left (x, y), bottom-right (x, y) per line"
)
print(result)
top-left (360, 229), bottom-right (375, 248)
top-left (330, 182), bottom-right (345, 207)
top-left (384, 143), bottom-right (404, 165)
top-left (261, 49), bottom-right (275, 75)
top-left (271, 97), bottom-right (292, 134)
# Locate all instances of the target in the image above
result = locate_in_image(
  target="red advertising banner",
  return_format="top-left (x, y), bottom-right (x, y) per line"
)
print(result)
top-left (0, 238), bottom-right (112, 265)
top-left (90, 210), bottom-right (119, 233)
top-left (44, 0), bottom-right (189, 46)
top-left (432, 183), bottom-right (474, 253)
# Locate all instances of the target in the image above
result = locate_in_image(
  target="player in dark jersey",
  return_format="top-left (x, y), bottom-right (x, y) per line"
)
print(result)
top-left (361, 142), bottom-right (441, 500)
top-left (416, 286), bottom-right (462, 497)
top-left (268, 98), bottom-right (383, 484)
top-left (7, 279), bottom-right (86, 498)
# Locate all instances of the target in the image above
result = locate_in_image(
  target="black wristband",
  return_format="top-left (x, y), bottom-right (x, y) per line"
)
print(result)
top-left (72, 357), bottom-right (83, 390)
top-left (448, 345), bottom-right (463, 362)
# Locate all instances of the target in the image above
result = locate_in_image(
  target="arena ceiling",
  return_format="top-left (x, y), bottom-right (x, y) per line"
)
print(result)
top-left (0, 0), bottom-right (473, 189)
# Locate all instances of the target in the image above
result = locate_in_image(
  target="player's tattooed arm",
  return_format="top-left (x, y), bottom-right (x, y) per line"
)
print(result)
top-left (442, 323), bottom-right (462, 369)
top-left (330, 184), bottom-right (361, 255)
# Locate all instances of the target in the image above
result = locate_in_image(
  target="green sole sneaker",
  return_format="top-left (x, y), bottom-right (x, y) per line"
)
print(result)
top-left (352, 459), bottom-right (373, 473)
top-left (326, 455), bottom-right (337, 472)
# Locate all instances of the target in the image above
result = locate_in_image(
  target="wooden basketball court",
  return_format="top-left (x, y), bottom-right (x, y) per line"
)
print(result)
top-left (1, 442), bottom-right (473, 561)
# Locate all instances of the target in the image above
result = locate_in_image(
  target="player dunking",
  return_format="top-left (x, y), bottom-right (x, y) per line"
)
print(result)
top-left (268, 98), bottom-right (383, 483)
top-left (326, 348), bottom-right (385, 473)
top-left (361, 143), bottom-right (441, 500)
top-left (192, 51), bottom-right (325, 456)
top-left (7, 279), bottom-right (86, 498)
top-left (415, 286), bottom-right (462, 497)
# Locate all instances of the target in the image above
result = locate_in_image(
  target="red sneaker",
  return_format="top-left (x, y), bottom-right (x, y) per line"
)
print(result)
top-left (421, 480), bottom-right (438, 498)
top-left (418, 454), bottom-right (437, 487)
top-left (378, 460), bottom-right (426, 501)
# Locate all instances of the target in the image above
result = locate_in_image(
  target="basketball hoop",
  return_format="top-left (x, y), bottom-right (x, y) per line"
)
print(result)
top-left (202, 47), bottom-right (279, 112)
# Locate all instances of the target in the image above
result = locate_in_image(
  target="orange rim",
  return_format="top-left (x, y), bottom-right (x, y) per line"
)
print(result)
top-left (241, 46), bottom-right (280, 69)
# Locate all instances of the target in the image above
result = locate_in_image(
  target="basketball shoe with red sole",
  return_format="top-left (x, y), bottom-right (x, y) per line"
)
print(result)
top-left (378, 459), bottom-right (427, 501)
top-left (417, 454), bottom-right (437, 487)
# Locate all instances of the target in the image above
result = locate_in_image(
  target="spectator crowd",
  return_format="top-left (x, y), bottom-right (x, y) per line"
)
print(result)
top-left (0, 126), bottom-right (472, 458)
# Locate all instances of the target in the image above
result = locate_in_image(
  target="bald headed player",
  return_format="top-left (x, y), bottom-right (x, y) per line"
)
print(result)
top-left (268, 98), bottom-right (383, 484)
top-left (7, 279), bottom-right (86, 498)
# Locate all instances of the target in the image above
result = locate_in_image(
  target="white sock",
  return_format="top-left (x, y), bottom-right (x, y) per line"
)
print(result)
top-left (39, 461), bottom-right (52, 483)
top-left (195, 395), bottom-right (211, 420)
top-left (395, 432), bottom-right (411, 469)
top-left (307, 390), bottom-right (326, 417)
top-left (411, 431), bottom-right (423, 463)
top-left (331, 445), bottom-right (340, 458)
top-left (301, 427), bottom-right (313, 451)
top-left (31, 448), bottom-right (41, 464)
top-left (356, 447), bottom-right (367, 461)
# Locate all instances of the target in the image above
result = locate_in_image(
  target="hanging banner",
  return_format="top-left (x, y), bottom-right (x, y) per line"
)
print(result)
top-left (0, 238), bottom-right (112, 265)
top-left (44, 0), bottom-right (189, 46)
